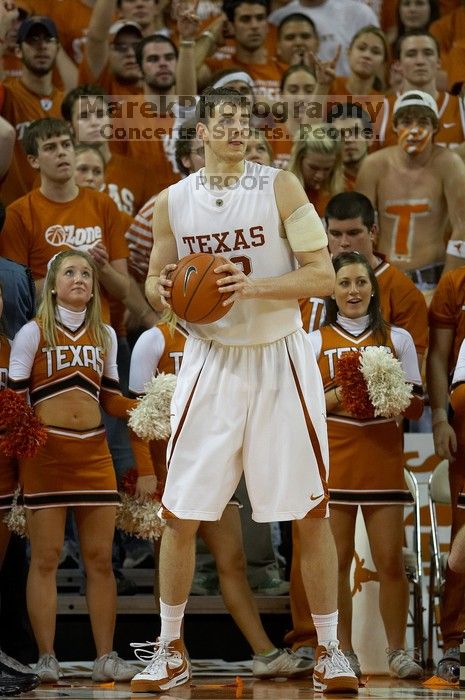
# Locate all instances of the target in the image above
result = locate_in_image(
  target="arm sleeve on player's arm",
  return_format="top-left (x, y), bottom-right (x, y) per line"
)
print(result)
top-left (8, 321), bottom-right (41, 394)
top-left (284, 203), bottom-right (328, 253)
top-left (391, 326), bottom-right (424, 420)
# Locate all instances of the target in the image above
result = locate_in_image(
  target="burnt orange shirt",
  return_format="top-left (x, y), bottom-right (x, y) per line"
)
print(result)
top-left (103, 152), bottom-right (154, 217)
top-left (429, 267), bottom-right (465, 375)
top-left (0, 78), bottom-right (64, 205)
top-left (0, 188), bottom-right (128, 323)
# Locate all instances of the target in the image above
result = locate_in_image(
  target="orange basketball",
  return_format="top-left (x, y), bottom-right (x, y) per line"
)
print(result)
top-left (169, 253), bottom-right (233, 324)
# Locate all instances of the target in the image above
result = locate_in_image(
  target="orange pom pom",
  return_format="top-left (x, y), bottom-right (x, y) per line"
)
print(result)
top-left (0, 389), bottom-right (48, 457)
top-left (335, 351), bottom-right (375, 419)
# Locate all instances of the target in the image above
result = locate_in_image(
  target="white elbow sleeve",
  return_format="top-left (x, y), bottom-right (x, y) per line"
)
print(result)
top-left (284, 203), bottom-right (328, 253)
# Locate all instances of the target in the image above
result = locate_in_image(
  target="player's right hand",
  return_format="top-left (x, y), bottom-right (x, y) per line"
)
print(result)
top-left (432, 421), bottom-right (457, 461)
top-left (158, 263), bottom-right (177, 307)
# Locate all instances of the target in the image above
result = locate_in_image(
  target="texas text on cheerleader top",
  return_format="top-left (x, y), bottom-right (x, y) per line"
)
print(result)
top-left (168, 161), bottom-right (313, 346)
top-left (309, 316), bottom-right (423, 426)
top-left (8, 319), bottom-right (119, 405)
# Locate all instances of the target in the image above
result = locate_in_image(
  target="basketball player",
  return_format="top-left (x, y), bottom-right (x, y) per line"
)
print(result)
top-left (131, 87), bottom-right (358, 695)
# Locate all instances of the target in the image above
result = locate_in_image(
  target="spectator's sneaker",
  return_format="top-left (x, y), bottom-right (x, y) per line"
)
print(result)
top-left (387, 650), bottom-right (423, 679)
top-left (130, 639), bottom-right (190, 692)
top-left (313, 642), bottom-right (358, 694)
top-left (92, 652), bottom-right (136, 682)
top-left (294, 646), bottom-right (316, 671)
top-left (253, 577), bottom-right (290, 596)
top-left (253, 648), bottom-right (314, 678)
top-left (0, 659), bottom-right (40, 695)
top-left (343, 651), bottom-right (362, 679)
top-left (437, 646), bottom-right (460, 683)
top-left (35, 654), bottom-right (62, 682)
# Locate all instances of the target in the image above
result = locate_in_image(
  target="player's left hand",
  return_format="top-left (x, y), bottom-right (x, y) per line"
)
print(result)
top-left (215, 260), bottom-right (256, 304)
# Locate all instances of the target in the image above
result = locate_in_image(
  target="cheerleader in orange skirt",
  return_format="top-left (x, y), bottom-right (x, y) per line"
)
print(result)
top-left (308, 251), bottom-right (424, 679)
top-left (8, 250), bottom-right (140, 684)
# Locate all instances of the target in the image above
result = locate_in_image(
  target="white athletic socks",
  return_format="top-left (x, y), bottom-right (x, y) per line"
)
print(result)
top-left (312, 611), bottom-right (339, 647)
top-left (159, 600), bottom-right (187, 643)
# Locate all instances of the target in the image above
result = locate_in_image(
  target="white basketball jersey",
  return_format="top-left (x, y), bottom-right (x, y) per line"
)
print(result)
top-left (168, 161), bottom-right (302, 345)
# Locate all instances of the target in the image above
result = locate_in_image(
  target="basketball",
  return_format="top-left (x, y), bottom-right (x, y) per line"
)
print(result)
top-left (169, 253), bottom-right (233, 324)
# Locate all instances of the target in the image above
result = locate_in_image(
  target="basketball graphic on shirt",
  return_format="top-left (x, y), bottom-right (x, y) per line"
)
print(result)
top-left (45, 225), bottom-right (68, 247)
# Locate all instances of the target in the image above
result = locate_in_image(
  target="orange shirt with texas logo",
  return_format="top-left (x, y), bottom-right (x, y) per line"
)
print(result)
top-left (0, 188), bottom-right (128, 323)
top-left (0, 78), bottom-right (64, 205)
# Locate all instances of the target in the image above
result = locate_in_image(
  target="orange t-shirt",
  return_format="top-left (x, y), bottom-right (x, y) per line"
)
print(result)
top-left (44, 0), bottom-right (93, 65)
top-left (2, 52), bottom-right (23, 80)
top-left (305, 187), bottom-right (331, 218)
top-left (121, 96), bottom-right (180, 193)
top-left (381, 91), bottom-right (465, 149)
top-left (0, 188), bottom-right (128, 323)
top-left (270, 123), bottom-right (293, 170)
top-left (103, 153), bottom-right (154, 217)
top-left (429, 267), bottom-right (465, 375)
top-left (0, 78), bottom-right (64, 205)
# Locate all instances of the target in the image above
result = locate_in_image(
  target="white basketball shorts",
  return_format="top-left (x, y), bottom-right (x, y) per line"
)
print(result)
top-left (162, 329), bottom-right (329, 522)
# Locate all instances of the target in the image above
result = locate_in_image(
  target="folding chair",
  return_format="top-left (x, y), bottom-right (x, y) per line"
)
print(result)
top-left (426, 459), bottom-right (451, 669)
top-left (403, 467), bottom-right (426, 667)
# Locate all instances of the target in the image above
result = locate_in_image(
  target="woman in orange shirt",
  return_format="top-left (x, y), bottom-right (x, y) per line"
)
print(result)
top-left (329, 25), bottom-right (389, 97)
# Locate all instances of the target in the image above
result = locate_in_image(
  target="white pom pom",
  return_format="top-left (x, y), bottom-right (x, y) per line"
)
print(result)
top-left (116, 494), bottom-right (164, 540)
top-left (3, 487), bottom-right (28, 538)
top-left (359, 346), bottom-right (413, 418)
top-left (128, 373), bottom-right (177, 441)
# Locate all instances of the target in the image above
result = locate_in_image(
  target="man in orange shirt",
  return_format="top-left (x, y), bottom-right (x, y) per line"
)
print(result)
top-left (0, 118), bottom-right (129, 322)
top-left (0, 15), bottom-right (64, 205)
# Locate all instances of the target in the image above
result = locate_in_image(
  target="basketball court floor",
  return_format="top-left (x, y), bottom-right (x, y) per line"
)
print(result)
top-left (8, 661), bottom-right (461, 700)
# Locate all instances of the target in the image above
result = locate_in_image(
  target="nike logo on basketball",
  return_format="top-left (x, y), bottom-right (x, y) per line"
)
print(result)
top-left (183, 265), bottom-right (197, 294)
top-left (310, 493), bottom-right (324, 501)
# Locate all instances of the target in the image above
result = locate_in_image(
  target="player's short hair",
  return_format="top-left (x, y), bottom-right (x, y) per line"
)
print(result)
top-left (223, 0), bottom-right (269, 24)
top-left (195, 86), bottom-right (249, 126)
top-left (277, 13), bottom-right (318, 39)
top-left (134, 33), bottom-right (178, 70)
top-left (61, 84), bottom-right (107, 123)
top-left (394, 29), bottom-right (440, 60)
top-left (23, 118), bottom-right (74, 157)
top-left (325, 192), bottom-right (375, 230)
top-left (175, 117), bottom-right (200, 176)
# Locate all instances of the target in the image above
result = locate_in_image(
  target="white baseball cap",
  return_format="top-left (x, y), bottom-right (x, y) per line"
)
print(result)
top-left (108, 20), bottom-right (142, 41)
top-left (393, 90), bottom-right (439, 118)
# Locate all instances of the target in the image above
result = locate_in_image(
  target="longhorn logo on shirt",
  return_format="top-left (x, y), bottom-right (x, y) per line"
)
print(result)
top-left (45, 224), bottom-right (103, 250)
top-left (183, 265), bottom-right (197, 295)
top-left (40, 98), bottom-right (53, 111)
